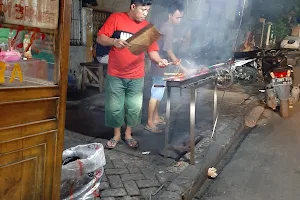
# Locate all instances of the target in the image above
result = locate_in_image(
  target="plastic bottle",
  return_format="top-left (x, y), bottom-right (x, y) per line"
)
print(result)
top-left (291, 85), bottom-right (300, 103)
top-left (23, 33), bottom-right (32, 59)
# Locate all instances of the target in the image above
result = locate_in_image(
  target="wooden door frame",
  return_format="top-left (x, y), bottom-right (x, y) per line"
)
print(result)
top-left (0, 0), bottom-right (71, 199)
top-left (52, 0), bottom-right (72, 199)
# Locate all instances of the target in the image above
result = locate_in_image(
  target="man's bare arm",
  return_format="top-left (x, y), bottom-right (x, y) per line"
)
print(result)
top-left (167, 50), bottom-right (187, 72)
top-left (97, 34), bottom-right (115, 46)
top-left (97, 34), bottom-right (129, 48)
top-left (166, 50), bottom-right (178, 63)
top-left (148, 51), bottom-right (164, 64)
top-left (148, 51), bottom-right (168, 67)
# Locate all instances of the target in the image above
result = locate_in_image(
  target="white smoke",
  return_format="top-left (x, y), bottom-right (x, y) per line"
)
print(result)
top-left (150, 0), bottom-right (253, 67)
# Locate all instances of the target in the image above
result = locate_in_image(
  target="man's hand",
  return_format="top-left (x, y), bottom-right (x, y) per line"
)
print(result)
top-left (148, 51), bottom-right (168, 67)
top-left (173, 59), bottom-right (181, 66)
top-left (113, 39), bottom-right (129, 49)
top-left (158, 59), bottom-right (169, 68)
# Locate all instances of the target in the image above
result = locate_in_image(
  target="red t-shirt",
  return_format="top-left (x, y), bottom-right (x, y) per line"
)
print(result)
top-left (98, 12), bottom-right (159, 79)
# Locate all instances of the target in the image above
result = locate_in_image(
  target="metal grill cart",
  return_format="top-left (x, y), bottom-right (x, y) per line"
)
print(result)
top-left (161, 64), bottom-right (226, 164)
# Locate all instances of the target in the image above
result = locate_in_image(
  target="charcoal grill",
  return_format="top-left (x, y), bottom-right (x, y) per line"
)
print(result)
top-left (158, 64), bottom-right (225, 164)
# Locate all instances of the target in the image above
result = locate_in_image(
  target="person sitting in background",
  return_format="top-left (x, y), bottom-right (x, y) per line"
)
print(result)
top-left (145, 1), bottom-right (189, 133)
top-left (92, 41), bottom-right (110, 64)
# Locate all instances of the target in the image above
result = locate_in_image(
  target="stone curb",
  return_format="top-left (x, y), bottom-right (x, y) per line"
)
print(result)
top-left (155, 95), bottom-right (264, 200)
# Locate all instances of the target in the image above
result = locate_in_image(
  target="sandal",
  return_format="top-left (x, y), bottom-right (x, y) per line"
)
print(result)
top-left (144, 125), bottom-right (163, 133)
top-left (124, 138), bottom-right (139, 148)
top-left (155, 116), bottom-right (166, 125)
top-left (105, 138), bottom-right (119, 149)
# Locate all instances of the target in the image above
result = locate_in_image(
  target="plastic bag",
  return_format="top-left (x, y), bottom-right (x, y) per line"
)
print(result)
top-left (60, 143), bottom-right (106, 200)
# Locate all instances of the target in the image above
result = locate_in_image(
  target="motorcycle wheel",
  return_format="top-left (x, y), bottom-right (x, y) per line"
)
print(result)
top-left (239, 66), bottom-right (258, 85)
top-left (216, 68), bottom-right (234, 89)
top-left (279, 99), bottom-right (289, 118)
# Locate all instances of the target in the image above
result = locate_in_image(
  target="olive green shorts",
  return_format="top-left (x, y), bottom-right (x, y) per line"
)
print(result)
top-left (105, 74), bottom-right (144, 128)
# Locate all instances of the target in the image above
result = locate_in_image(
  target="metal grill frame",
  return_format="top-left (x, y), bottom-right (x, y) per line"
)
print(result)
top-left (163, 72), bottom-right (217, 165)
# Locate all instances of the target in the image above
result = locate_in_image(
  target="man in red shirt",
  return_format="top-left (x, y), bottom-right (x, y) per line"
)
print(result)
top-left (97, 0), bottom-right (168, 149)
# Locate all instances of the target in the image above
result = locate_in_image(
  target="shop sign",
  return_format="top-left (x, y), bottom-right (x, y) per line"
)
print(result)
top-left (0, 0), bottom-right (59, 29)
top-left (0, 62), bottom-right (23, 83)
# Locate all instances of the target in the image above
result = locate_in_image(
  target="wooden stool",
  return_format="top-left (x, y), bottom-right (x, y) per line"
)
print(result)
top-left (80, 61), bottom-right (107, 92)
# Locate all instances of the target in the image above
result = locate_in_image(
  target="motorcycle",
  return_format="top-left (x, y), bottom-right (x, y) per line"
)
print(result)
top-left (261, 49), bottom-right (294, 118)
top-left (180, 46), bottom-right (260, 89)
top-left (216, 50), bottom-right (259, 89)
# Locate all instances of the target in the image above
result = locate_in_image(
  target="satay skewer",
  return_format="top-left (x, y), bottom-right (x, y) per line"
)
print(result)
top-left (167, 59), bottom-right (181, 66)
top-left (164, 72), bottom-right (184, 76)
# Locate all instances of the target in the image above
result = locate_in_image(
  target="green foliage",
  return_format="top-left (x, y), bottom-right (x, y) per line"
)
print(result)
top-left (269, 0), bottom-right (300, 39)
top-left (272, 17), bottom-right (291, 40)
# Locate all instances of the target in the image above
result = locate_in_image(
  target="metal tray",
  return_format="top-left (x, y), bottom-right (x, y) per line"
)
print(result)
top-left (166, 71), bottom-right (216, 88)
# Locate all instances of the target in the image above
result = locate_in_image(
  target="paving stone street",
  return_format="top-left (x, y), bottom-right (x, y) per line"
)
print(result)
top-left (64, 130), bottom-right (187, 200)
top-left (64, 80), bottom-right (265, 199)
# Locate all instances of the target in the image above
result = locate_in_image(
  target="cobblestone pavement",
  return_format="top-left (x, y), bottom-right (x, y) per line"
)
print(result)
top-left (99, 150), bottom-right (174, 200)
top-left (64, 131), bottom-right (188, 200)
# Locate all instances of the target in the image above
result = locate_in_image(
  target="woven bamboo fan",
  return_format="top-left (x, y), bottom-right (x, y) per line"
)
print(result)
top-left (126, 24), bottom-right (161, 55)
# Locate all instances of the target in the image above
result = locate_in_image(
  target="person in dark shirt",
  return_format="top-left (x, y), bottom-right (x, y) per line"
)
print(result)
top-left (145, 2), bottom-right (189, 132)
top-left (92, 42), bottom-right (110, 63)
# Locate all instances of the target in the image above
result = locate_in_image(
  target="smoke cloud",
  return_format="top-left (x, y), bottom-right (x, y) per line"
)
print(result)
top-left (150, 0), bottom-right (253, 68)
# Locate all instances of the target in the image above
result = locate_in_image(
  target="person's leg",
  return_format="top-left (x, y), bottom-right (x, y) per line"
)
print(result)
top-left (146, 76), bottom-right (166, 132)
top-left (105, 74), bottom-right (126, 148)
top-left (123, 77), bottom-right (144, 147)
top-left (147, 93), bottom-right (158, 129)
top-left (153, 101), bottom-right (159, 121)
top-left (153, 101), bottom-right (165, 124)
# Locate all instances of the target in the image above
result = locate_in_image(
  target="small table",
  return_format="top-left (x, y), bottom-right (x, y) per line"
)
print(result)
top-left (80, 61), bottom-right (107, 92)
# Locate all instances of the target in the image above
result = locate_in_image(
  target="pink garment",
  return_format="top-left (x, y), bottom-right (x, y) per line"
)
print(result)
top-left (0, 51), bottom-right (21, 62)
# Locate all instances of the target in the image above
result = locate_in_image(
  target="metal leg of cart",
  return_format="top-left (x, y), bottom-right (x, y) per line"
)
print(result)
top-left (164, 86), bottom-right (171, 158)
top-left (189, 87), bottom-right (196, 165)
top-left (212, 79), bottom-right (218, 141)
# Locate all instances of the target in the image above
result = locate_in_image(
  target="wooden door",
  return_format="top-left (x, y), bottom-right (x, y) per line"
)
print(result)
top-left (0, 0), bottom-right (71, 199)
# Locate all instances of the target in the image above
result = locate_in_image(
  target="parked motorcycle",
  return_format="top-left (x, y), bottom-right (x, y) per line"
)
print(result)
top-left (180, 47), bottom-right (260, 89)
top-left (216, 50), bottom-right (259, 89)
top-left (261, 49), bottom-right (294, 118)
